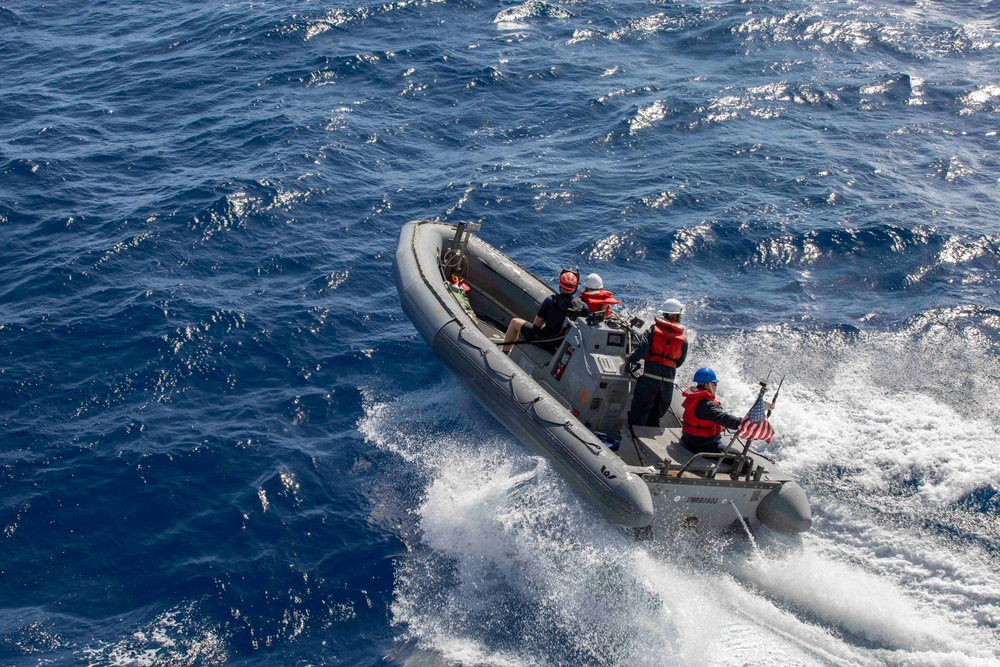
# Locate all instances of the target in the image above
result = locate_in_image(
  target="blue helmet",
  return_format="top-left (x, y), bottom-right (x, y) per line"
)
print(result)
top-left (693, 367), bottom-right (718, 384)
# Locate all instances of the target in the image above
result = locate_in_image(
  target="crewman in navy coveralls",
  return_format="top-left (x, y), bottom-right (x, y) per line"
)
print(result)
top-left (502, 270), bottom-right (584, 354)
top-left (679, 367), bottom-right (744, 453)
top-left (627, 298), bottom-right (688, 427)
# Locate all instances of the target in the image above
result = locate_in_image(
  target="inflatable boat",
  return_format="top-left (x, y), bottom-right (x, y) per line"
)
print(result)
top-left (393, 220), bottom-right (811, 536)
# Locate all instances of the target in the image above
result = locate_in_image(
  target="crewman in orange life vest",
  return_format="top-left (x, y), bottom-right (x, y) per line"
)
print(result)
top-left (680, 367), bottom-right (744, 454)
top-left (579, 273), bottom-right (619, 317)
top-left (627, 298), bottom-right (688, 427)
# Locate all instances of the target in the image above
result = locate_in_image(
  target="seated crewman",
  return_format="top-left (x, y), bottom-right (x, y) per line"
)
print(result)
top-left (502, 270), bottom-right (584, 354)
top-left (579, 273), bottom-right (619, 317)
top-left (679, 368), bottom-right (743, 454)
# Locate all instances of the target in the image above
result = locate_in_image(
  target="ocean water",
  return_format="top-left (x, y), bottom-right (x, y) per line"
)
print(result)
top-left (1, 0), bottom-right (998, 665)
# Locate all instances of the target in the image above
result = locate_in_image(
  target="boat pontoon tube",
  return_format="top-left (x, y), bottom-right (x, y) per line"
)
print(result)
top-left (394, 221), bottom-right (654, 529)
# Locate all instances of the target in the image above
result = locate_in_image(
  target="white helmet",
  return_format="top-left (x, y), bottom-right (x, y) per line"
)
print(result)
top-left (584, 273), bottom-right (603, 290)
top-left (659, 298), bottom-right (684, 315)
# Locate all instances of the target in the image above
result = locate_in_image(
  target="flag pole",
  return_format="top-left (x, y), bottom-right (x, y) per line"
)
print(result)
top-left (730, 379), bottom-right (769, 479)
top-left (766, 375), bottom-right (784, 419)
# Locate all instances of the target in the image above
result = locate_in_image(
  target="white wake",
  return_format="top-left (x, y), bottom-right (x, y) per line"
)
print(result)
top-left (362, 321), bottom-right (1000, 666)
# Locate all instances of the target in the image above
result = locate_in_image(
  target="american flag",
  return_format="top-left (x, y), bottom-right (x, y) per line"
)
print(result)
top-left (738, 392), bottom-right (775, 443)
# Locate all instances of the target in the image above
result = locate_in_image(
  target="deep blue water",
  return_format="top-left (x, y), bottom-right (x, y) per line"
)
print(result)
top-left (2, 0), bottom-right (999, 665)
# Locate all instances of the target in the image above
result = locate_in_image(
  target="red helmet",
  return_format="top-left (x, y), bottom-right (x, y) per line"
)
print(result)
top-left (559, 271), bottom-right (579, 293)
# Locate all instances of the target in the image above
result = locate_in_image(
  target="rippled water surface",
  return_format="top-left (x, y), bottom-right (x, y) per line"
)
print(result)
top-left (1, 0), bottom-right (998, 665)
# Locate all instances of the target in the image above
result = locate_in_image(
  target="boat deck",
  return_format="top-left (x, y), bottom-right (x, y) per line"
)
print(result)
top-left (618, 427), bottom-right (693, 473)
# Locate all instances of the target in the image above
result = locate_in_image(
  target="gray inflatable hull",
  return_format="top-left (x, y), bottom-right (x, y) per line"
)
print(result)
top-left (393, 221), bottom-right (654, 529)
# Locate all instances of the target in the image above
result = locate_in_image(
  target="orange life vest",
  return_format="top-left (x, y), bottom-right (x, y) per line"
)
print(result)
top-left (448, 275), bottom-right (470, 294)
top-left (681, 387), bottom-right (724, 439)
top-left (580, 289), bottom-right (619, 316)
top-left (646, 318), bottom-right (685, 368)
